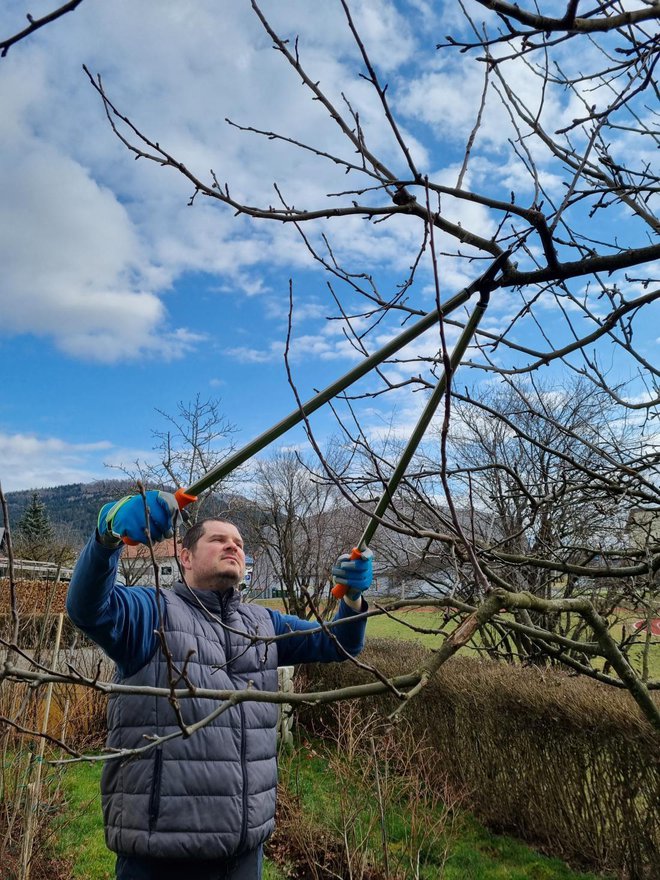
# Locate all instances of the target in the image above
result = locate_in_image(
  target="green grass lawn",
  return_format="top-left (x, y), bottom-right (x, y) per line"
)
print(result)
top-left (53, 749), bottom-right (613, 880)
top-left (364, 605), bottom-right (660, 679)
top-left (445, 815), bottom-right (608, 880)
top-left (53, 761), bottom-right (114, 880)
top-left (259, 597), bottom-right (659, 680)
top-left (366, 605), bottom-right (449, 647)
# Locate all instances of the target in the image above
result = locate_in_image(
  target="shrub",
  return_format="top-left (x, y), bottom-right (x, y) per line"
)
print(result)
top-left (295, 641), bottom-right (660, 880)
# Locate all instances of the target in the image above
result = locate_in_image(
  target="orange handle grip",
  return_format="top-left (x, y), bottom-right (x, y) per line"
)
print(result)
top-left (175, 487), bottom-right (198, 509)
top-left (121, 488), bottom-right (198, 545)
top-left (330, 546), bottom-right (362, 599)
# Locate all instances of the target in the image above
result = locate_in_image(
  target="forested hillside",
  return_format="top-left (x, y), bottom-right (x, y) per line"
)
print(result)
top-left (4, 481), bottom-right (136, 548)
top-left (3, 481), bottom-right (256, 550)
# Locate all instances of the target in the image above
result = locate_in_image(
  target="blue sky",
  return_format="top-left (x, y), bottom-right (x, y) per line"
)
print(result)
top-left (1, 0), bottom-right (657, 493)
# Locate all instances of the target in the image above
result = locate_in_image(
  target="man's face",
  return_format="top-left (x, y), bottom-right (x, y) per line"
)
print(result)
top-left (180, 521), bottom-right (246, 591)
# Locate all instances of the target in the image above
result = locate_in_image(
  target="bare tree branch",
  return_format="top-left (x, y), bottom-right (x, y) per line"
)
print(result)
top-left (1, 0), bottom-right (85, 57)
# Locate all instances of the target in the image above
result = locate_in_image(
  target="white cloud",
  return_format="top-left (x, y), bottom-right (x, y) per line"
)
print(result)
top-left (0, 142), bottom-right (187, 360)
top-left (1, 0), bottom-right (655, 392)
top-left (227, 342), bottom-right (286, 365)
top-left (349, 0), bottom-right (417, 71)
top-left (0, 432), bottom-right (113, 492)
top-left (226, 300), bottom-right (469, 377)
top-left (0, 0), bottom-right (441, 365)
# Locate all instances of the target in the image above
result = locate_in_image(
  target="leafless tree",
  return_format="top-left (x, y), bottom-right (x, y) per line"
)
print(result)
top-left (111, 394), bottom-right (239, 523)
top-left (244, 450), bottom-right (357, 617)
top-left (432, 376), bottom-right (656, 666)
top-left (2, 2), bottom-right (659, 769)
top-left (75, 0), bottom-right (659, 725)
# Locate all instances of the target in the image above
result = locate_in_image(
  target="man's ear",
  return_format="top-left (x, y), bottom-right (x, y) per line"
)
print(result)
top-left (179, 546), bottom-right (192, 570)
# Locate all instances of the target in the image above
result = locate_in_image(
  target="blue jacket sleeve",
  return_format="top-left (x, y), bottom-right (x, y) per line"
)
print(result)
top-left (66, 533), bottom-right (160, 678)
top-left (269, 599), bottom-right (367, 666)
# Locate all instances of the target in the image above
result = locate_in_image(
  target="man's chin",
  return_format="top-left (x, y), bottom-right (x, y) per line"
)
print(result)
top-left (213, 573), bottom-right (242, 591)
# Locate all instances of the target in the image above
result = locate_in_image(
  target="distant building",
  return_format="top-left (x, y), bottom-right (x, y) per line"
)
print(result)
top-left (119, 539), bottom-right (180, 587)
top-left (0, 554), bottom-right (74, 582)
top-left (628, 509), bottom-right (660, 549)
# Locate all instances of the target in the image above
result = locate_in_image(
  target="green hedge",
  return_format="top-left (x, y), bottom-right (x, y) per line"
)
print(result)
top-left (295, 640), bottom-right (660, 880)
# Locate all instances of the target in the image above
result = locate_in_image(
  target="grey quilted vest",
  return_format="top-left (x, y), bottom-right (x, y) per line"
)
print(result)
top-left (101, 582), bottom-right (279, 859)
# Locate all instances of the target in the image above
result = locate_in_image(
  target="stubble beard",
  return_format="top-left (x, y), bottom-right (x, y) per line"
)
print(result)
top-left (213, 572), bottom-right (242, 591)
top-left (210, 558), bottom-right (244, 591)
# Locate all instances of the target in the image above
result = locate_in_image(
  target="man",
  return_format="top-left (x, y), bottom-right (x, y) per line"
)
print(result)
top-left (67, 490), bottom-right (372, 880)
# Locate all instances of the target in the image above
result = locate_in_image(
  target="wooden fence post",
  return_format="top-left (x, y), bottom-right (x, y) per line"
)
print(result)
top-left (278, 665), bottom-right (294, 746)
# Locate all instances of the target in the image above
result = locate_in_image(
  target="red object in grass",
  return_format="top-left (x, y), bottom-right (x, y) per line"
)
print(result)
top-left (632, 618), bottom-right (660, 636)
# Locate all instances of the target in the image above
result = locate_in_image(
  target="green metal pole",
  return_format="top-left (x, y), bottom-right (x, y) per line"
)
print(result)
top-left (355, 292), bottom-right (490, 551)
top-left (184, 289), bottom-right (466, 496)
top-left (182, 253), bottom-right (507, 499)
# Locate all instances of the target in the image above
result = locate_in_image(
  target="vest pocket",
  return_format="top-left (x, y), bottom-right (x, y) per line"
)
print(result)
top-left (148, 748), bottom-right (163, 832)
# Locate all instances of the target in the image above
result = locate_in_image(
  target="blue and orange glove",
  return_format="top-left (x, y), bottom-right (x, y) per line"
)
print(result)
top-left (97, 491), bottom-right (179, 547)
top-left (331, 548), bottom-right (373, 601)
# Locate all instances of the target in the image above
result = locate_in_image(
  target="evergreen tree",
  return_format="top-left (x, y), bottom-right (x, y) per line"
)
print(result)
top-left (17, 493), bottom-right (54, 560)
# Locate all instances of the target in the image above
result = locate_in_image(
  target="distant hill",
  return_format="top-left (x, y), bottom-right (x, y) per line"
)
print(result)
top-left (3, 480), bottom-right (260, 550)
top-left (3, 480), bottom-right (138, 548)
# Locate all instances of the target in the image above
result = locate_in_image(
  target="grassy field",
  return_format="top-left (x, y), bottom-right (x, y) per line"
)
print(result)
top-left (53, 762), bottom-right (113, 880)
top-left (280, 743), bottom-right (614, 880)
top-left (365, 605), bottom-right (449, 648)
top-left (53, 750), bottom-right (614, 880)
top-left (256, 597), bottom-right (659, 679)
top-left (362, 605), bottom-right (660, 679)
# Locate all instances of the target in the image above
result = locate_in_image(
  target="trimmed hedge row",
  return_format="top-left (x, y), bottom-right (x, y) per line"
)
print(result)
top-left (295, 640), bottom-right (660, 880)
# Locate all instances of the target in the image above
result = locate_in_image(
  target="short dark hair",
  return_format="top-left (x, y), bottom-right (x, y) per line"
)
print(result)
top-left (181, 517), bottom-right (239, 553)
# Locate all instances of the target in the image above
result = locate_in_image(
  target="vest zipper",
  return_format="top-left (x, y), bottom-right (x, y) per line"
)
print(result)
top-left (221, 592), bottom-right (249, 852)
top-left (148, 748), bottom-right (163, 832)
top-left (238, 702), bottom-right (248, 851)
